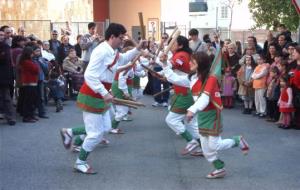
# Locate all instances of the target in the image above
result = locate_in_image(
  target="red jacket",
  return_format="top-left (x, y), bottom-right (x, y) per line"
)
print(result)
top-left (20, 60), bottom-right (39, 84)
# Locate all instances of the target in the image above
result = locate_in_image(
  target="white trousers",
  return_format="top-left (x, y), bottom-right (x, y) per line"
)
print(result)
top-left (82, 111), bottom-right (111, 152)
top-left (254, 88), bottom-right (266, 114)
top-left (132, 88), bottom-right (143, 100)
top-left (165, 111), bottom-right (200, 139)
top-left (115, 105), bottom-right (129, 121)
top-left (200, 134), bottom-right (235, 163)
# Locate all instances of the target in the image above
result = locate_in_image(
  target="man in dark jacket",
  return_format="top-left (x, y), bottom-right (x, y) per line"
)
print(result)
top-left (0, 30), bottom-right (16, 125)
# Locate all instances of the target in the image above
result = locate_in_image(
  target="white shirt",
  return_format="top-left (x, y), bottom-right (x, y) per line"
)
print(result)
top-left (42, 50), bottom-right (55, 61)
top-left (163, 67), bottom-right (210, 113)
top-left (84, 41), bottom-right (140, 97)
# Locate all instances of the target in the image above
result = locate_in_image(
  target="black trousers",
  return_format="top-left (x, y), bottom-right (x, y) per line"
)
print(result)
top-left (266, 99), bottom-right (279, 120)
top-left (0, 87), bottom-right (16, 121)
top-left (21, 86), bottom-right (38, 118)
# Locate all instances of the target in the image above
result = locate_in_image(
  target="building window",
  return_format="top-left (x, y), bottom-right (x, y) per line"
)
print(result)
top-left (189, 0), bottom-right (208, 12)
top-left (220, 6), bottom-right (228, 18)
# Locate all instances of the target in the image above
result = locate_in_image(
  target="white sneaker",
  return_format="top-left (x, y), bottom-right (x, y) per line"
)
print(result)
top-left (206, 169), bottom-right (226, 179)
top-left (60, 128), bottom-right (72, 149)
top-left (122, 116), bottom-right (133, 121)
top-left (181, 139), bottom-right (199, 155)
top-left (109, 128), bottom-right (124, 134)
top-left (100, 138), bottom-right (110, 145)
top-left (74, 162), bottom-right (97, 174)
top-left (239, 136), bottom-right (249, 155)
top-left (162, 102), bottom-right (168, 107)
top-left (152, 102), bottom-right (161, 107)
top-left (189, 146), bottom-right (204, 157)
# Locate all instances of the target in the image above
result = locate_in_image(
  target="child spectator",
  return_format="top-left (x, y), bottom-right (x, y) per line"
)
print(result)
top-left (251, 54), bottom-right (269, 117)
top-left (18, 47), bottom-right (39, 122)
top-left (237, 55), bottom-right (256, 114)
top-left (265, 67), bottom-right (280, 122)
top-left (48, 67), bottom-right (65, 112)
top-left (278, 76), bottom-right (295, 129)
top-left (222, 67), bottom-right (235, 108)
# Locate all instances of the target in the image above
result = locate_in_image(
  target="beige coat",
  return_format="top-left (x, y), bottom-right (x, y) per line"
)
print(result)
top-left (237, 65), bottom-right (254, 97)
top-left (62, 57), bottom-right (84, 74)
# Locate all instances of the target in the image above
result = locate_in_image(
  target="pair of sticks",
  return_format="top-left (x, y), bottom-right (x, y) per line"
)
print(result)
top-left (113, 98), bottom-right (145, 109)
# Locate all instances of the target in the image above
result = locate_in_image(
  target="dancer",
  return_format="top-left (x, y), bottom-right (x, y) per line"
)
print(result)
top-left (161, 51), bottom-right (249, 179)
top-left (160, 35), bottom-right (202, 156)
top-left (60, 23), bottom-right (144, 174)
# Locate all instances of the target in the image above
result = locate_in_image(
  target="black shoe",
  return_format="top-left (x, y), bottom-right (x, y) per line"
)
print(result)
top-left (242, 109), bottom-right (247, 114)
top-left (7, 120), bottom-right (16, 126)
top-left (282, 125), bottom-right (292, 130)
top-left (23, 118), bottom-right (36, 123)
top-left (39, 115), bottom-right (49, 119)
top-left (246, 108), bottom-right (252, 114)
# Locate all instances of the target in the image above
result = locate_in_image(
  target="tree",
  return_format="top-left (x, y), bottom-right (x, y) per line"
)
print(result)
top-left (220, 0), bottom-right (242, 38)
top-left (249, 0), bottom-right (300, 31)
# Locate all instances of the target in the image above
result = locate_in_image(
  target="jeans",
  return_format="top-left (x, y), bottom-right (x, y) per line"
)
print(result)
top-left (152, 67), bottom-right (170, 103)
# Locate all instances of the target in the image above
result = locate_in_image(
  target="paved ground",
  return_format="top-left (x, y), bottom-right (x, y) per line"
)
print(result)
top-left (1, 95), bottom-right (300, 190)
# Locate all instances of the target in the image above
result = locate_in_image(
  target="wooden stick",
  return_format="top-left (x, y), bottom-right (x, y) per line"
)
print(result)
top-left (153, 87), bottom-right (173, 97)
top-left (168, 26), bottom-right (179, 41)
top-left (113, 98), bottom-right (145, 107)
top-left (113, 101), bottom-right (139, 109)
top-left (140, 64), bottom-right (167, 82)
top-left (164, 30), bottom-right (181, 55)
top-left (138, 12), bottom-right (146, 40)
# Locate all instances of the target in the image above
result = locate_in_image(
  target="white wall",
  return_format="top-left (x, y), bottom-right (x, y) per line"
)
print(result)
top-left (161, 0), bottom-right (254, 31)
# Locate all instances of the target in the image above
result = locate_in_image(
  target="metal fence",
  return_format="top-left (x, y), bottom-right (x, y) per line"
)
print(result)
top-left (0, 20), bottom-right (106, 45)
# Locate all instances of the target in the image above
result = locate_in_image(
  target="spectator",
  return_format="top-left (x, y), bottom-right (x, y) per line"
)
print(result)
top-left (265, 67), bottom-right (280, 122)
top-left (237, 55), bottom-right (256, 114)
top-left (222, 68), bottom-right (236, 108)
top-left (205, 40), bottom-right (216, 56)
top-left (265, 43), bottom-right (278, 65)
top-left (74, 34), bottom-right (82, 58)
top-left (277, 34), bottom-right (288, 55)
top-left (212, 33), bottom-right (224, 50)
top-left (49, 30), bottom-right (61, 60)
top-left (47, 68), bottom-right (65, 112)
top-left (41, 41), bottom-right (55, 61)
top-left (251, 54), bottom-right (269, 117)
top-left (235, 40), bottom-right (242, 57)
top-left (18, 47), bottom-right (39, 122)
top-left (0, 29), bottom-right (16, 125)
top-left (247, 36), bottom-right (263, 54)
top-left (63, 48), bottom-right (84, 74)
top-left (290, 45), bottom-right (300, 129)
top-left (11, 35), bottom-right (26, 98)
top-left (286, 42), bottom-right (298, 72)
top-left (227, 42), bottom-right (240, 77)
top-left (278, 75), bottom-right (295, 129)
top-left (276, 24), bottom-right (292, 43)
top-left (239, 47), bottom-right (259, 65)
top-left (202, 33), bottom-right (210, 43)
top-left (80, 22), bottom-right (102, 67)
top-left (57, 35), bottom-right (73, 65)
top-left (263, 31), bottom-right (276, 56)
top-left (31, 44), bottom-right (49, 119)
top-left (17, 26), bottom-right (26, 37)
top-left (0, 25), bottom-right (13, 46)
top-left (188, 28), bottom-right (207, 53)
top-left (63, 48), bottom-right (84, 96)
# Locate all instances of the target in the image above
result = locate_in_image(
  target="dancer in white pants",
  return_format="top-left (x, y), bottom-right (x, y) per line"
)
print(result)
top-left (60, 23), bottom-right (144, 174)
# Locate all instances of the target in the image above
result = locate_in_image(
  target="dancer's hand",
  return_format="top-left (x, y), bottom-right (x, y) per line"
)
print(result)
top-left (104, 93), bottom-right (113, 103)
top-left (186, 110), bottom-right (194, 123)
top-left (137, 40), bottom-right (148, 51)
